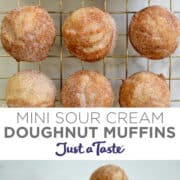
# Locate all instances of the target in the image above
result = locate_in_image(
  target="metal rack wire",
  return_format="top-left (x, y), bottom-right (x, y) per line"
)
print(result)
top-left (0, 0), bottom-right (180, 107)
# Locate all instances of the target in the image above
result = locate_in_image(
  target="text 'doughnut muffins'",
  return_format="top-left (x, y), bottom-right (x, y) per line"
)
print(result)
top-left (129, 5), bottom-right (180, 60)
top-left (61, 70), bottom-right (114, 107)
top-left (6, 70), bottom-right (56, 107)
top-left (119, 71), bottom-right (170, 107)
top-left (90, 164), bottom-right (128, 180)
top-left (62, 7), bottom-right (116, 62)
top-left (1, 6), bottom-right (56, 62)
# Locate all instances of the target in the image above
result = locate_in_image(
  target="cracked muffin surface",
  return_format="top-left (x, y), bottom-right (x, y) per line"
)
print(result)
top-left (62, 7), bottom-right (116, 62)
top-left (61, 70), bottom-right (114, 107)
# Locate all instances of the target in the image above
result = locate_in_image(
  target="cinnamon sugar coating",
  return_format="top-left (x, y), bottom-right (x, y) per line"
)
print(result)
top-left (62, 7), bottom-right (116, 62)
top-left (61, 70), bottom-right (114, 107)
top-left (129, 6), bottom-right (180, 59)
top-left (1, 6), bottom-right (56, 62)
top-left (6, 70), bottom-right (56, 107)
top-left (119, 71), bottom-right (170, 107)
top-left (90, 164), bottom-right (128, 180)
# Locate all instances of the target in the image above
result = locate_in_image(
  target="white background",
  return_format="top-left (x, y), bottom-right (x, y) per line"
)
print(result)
top-left (0, 108), bottom-right (179, 160)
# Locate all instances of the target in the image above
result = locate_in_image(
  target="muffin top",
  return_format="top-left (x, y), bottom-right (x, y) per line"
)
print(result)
top-left (90, 164), bottom-right (128, 180)
top-left (1, 6), bottom-right (56, 62)
top-left (62, 7), bottom-right (116, 62)
top-left (119, 71), bottom-right (170, 107)
top-left (6, 70), bottom-right (56, 107)
top-left (129, 5), bottom-right (180, 59)
top-left (61, 70), bottom-right (114, 107)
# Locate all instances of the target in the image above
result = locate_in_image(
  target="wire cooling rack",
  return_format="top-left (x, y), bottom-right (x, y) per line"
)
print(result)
top-left (0, 0), bottom-right (180, 107)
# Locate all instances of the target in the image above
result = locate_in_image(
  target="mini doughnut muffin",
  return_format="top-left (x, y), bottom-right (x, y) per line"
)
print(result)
top-left (129, 5), bottom-right (180, 59)
top-left (62, 7), bottom-right (116, 62)
top-left (61, 70), bottom-right (114, 107)
top-left (90, 164), bottom-right (128, 180)
top-left (119, 71), bottom-right (170, 107)
top-left (6, 70), bottom-right (56, 107)
top-left (1, 6), bottom-right (56, 62)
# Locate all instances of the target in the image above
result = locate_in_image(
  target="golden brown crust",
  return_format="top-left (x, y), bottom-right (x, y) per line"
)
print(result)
top-left (119, 71), bottom-right (170, 107)
top-left (1, 6), bottom-right (56, 62)
top-left (129, 5), bottom-right (180, 60)
top-left (6, 70), bottom-right (56, 107)
top-left (62, 7), bottom-right (116, 62)
top-left (61, 70), bottom-right (114, 107)
top-left (90, 164), bottom-right (128, 180)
